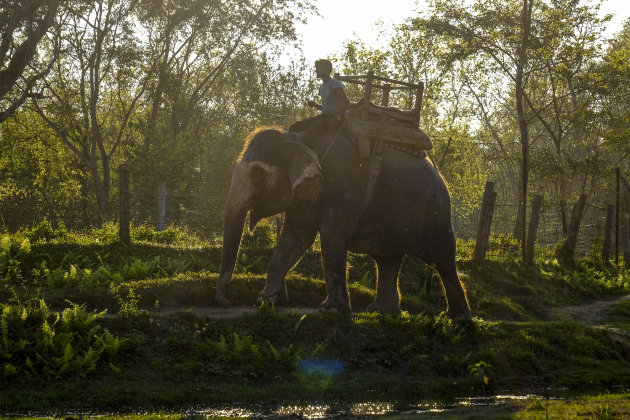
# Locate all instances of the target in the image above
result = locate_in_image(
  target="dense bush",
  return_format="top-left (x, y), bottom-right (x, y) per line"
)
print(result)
top-left (0, 298), bottom-right (124, 382)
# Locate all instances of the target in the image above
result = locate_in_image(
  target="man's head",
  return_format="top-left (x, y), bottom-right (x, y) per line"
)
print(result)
top-left (315, 59), bottom-right (332, 79)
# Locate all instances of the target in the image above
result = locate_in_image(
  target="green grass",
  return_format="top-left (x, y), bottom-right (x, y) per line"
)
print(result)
top-left (0, 221), bottom-right (629, 415)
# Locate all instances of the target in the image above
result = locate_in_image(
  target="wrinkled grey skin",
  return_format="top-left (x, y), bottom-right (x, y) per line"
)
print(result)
top-left (217, 127), bottom-right (470, 317)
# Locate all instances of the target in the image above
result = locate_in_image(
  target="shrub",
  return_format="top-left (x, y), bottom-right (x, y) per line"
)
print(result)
top-left (23, 219), bottom-right (67, 242)
top-left (0, 234), bottom-right (31, 283)
top-left (0, 298), bottom-right (125, 382)
top-left (132, 224), bottom-right (205, 246)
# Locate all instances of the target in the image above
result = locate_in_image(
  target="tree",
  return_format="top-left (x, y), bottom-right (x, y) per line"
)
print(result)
top-left (32, 0), bottom-right (147, 222)
top-left (27, 0), bottom-right (314, 226)
top-left (418, 0), bottom-right (608, 260)
top-left (129, 0), bottom-right (314, 230)
top-left (0, 0), bottom-right (62, 123)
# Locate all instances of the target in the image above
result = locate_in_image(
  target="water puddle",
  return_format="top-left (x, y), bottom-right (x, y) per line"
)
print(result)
top-left (188, 395), bottom-right (545, 418)
top-left (15, 394), bottom-right (554, 418)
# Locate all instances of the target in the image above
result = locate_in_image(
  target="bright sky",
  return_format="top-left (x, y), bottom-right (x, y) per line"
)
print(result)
top-left (297, 0), bottom-right (630, 65)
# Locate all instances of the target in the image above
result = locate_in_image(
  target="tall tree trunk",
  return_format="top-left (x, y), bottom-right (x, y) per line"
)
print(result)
top-left (556, 192), bottom-right (588, 264)
top-left (89, 161), bottom-right (108, 225)
top-left (145, 36), bottom-right (172, 150)
top-left (515, 0), bottom-right (533, 260)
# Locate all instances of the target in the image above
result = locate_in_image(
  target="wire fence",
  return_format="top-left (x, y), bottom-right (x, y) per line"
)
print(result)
top-left (452, 182), bottom-right (630, 262)
top-left (2, 165), bottom-right (630, 265)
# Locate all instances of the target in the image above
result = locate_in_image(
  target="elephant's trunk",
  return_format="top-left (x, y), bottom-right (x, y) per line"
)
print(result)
top-left (216, 162), bottom-right (256, 306)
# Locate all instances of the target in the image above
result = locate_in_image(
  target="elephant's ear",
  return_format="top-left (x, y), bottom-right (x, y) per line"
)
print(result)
top-left (283, 133), bottom-right (322, 197)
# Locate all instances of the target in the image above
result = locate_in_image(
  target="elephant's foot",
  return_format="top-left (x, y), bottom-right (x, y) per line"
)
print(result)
top-left (256, 287), bottom-right (288, 305)
top-left (446, 305), bottom-right (471, 319)
top-left (320, 297), bottom-right (351, 314)
top-left (366, 300), bottom-right (401, 315)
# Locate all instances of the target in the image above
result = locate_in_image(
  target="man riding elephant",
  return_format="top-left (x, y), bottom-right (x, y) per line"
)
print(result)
top-left (289, 59), bottom-right (350, 133)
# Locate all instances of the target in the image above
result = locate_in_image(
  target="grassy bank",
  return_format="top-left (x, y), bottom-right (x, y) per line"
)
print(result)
top-left (1, 222), bottom-right (629, 416)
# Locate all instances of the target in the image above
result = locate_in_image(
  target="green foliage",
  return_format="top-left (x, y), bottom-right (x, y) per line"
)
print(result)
top-left (0, 233), bottom-right (31, 283)
top-left (32, 254), bottom-right (166, 287)
top-left (241, 222), bottom-right (276, 249)
top-left (0, 227), bottom-right (630, 412)
top-left (198, 331), bottom-right (298, 381)
top-left (0, 298), bottom-right (124, 382)
top-left (131, 224), bottom-right (207, 247)
top-left (22, 219), bottom-right (68, 242)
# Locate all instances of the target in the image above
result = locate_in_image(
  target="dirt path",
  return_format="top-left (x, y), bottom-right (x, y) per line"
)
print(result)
top-left (157, 305), bottom-right (322, 319)
top-left (545, 294), bottom-right (630, 342)
top-left (546, 294), bottom-right (630, 326)
top-left (155, 295), bottom-right (630, 324)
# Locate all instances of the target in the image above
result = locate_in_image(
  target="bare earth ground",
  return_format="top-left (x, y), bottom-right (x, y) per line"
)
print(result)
top-left (157, 305), bottom-right (322, 319)
top-left (545, 294), bottom-right (630, 341)
top-left (157, 294), bottom-right (630, 328)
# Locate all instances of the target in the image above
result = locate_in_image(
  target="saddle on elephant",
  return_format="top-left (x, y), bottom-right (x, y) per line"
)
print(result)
top-left (336, 71), bottom-right (432, 159)
top-left (345, 99), bottom-right (432, 159)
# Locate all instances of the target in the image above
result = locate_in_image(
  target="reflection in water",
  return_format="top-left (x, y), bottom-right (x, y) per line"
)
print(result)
top-left (274, 404), bottom-right (330, 418)
top-left (68, 394), bottom-right (550, 418)
top-left (406, 394), bottom-right (545, 416)
top-left (350, 402), bottom-right (393, 416)
top-left (196, 407), bottom-right (256, 418)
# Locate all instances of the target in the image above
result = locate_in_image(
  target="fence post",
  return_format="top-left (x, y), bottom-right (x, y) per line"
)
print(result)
top-left (474, 181), bottom-right (496, 263)
top-left (602, 204), bottom-right (615, 263)
top-left (624, 215), bottom-right (630, 267)
top-left (119, 163), bottom-right (130, 244)
top-left (525, 194), bottom-right (544, 265)
top-left (157, 182), bottom-right (166, 232)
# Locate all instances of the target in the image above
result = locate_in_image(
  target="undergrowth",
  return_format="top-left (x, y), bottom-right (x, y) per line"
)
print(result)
top-left (0, 297), bottom-right (124, 383)
top-left (0, 221), bottom-right (629, 413)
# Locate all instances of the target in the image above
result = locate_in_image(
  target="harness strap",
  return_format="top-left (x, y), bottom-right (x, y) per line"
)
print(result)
top-left (363, 112), bottom-right (386, 210)
top-left (320, 119), bottom-right (346, 164)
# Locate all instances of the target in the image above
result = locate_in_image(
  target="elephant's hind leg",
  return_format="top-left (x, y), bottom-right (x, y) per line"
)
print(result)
top-left (435, 260), bottom-right (471, 318)
top-left (367, 255), bottom-right (404, 314)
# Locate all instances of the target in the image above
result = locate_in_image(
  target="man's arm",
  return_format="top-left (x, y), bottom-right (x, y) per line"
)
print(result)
top-left (333, 87), bottom-right (350, 110)
top-left (307, 100), bottom-right (322, 110)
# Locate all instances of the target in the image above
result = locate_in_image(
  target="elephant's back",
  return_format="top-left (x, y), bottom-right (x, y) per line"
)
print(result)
top-left (349, 149), bottom-right (453, 256)
top-left (373, 148), bottom-right (450, 210)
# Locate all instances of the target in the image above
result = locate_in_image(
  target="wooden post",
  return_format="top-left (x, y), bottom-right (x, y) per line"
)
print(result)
top-left (119, 163), bottom-right (130, 244)
top-left (364, 70), bottom-right (374, 102)
top-left (525, 194), bottom-right (543, 265)
top-left (602, 203), bottom-right (614, 263)
top-left (381, 84), bottom-right (391, 107)
top-left (474, 181), bottom-right (497, 263)
top-left (414, 82), bottom-right (424, 125)
top-left (157, 182), bottom-right (166, 231)
top-left (624, 215), bottom-right (630, 267)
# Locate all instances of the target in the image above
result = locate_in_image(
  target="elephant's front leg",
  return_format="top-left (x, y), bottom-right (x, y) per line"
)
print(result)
top-left (319, 218), bottom-right (352, 313)
top-left (258, 211), bottom-right (318, 304)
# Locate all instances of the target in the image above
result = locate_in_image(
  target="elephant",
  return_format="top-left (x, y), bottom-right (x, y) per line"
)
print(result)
top-left (216, 124), bottom-right (470, 318)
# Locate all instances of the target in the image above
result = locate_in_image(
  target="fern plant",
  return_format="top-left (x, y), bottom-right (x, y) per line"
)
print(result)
top-left (0, 299), bottom-right (126, 382)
